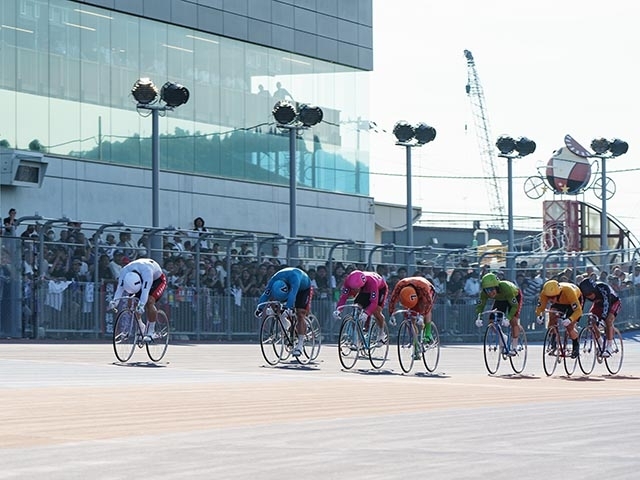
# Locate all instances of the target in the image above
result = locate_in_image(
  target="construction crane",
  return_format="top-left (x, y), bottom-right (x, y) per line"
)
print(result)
top-left (464, 49), bottom-right (506, 229)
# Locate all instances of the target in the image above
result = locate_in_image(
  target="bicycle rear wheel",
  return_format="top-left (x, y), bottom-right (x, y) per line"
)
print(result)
top-left (260, 314), bottom-right (285, 366)
top-left (542, 327), bottom-right (559, 376)
top-left (509, 326), bottom-right (527, 374)
top-left (368, 321), bottom-right (389, 369)
top-left (422, 322), bottom-right (440, 373)
top-left (605, 328), bottom-right (624, 375)
top-left (397, 320), bottom-right (416, 373)
top-left (562, 332), bottom-right (578, 376)
top-left (338, 317), bottom-right (360, 370)
top-left (483, 324), bottom-right (501, 375)
top-left (296, 316), bottom-right (317, 365)
top-left (578, 326), bottom-right (596, 375)
top-left (146, 310), bottom-right (170, 362)
top-left (113, 309), bottom-right (137, 363)
top-left (304, 313), bottom-right (321, 362)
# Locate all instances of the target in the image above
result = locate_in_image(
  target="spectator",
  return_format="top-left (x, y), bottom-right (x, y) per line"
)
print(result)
top-left (3, 208), bottom-right (16, 235)
top-left (189, 217), bottom-right (211, 252)
top-left (267, 245), bottom-right (283, 265)
top-left (116, 229), bottom-right (137, 260)
top-left (463, 270), bottom-right (480, 301)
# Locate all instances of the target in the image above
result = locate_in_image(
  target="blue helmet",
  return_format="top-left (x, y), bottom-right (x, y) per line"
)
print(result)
top-left (271, 279), bottom-right (289, 301)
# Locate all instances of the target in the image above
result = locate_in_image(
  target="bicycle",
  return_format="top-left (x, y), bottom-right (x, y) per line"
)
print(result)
top-left (541, 309), bottom-right (579, 377)
top-left (111, 296), bottom-right (170, 363)
top-left (577, 312), bottom-right (624, 375)
top-left (258, 301), bottom-right (320, 366)
top-left (394, 309), bottom-right (440, 374)
top-left (337, 304), bottom-right (390, 370)
top-left (479, 310), bottom-right (527, 375)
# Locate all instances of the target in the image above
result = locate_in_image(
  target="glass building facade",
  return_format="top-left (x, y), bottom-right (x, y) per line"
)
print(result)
top-left (0, 0), bottom-right (370, 195)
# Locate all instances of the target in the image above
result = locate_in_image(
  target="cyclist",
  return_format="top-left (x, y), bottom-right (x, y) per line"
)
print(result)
top-left (109, 258), bottom-right (167, 342)
top-left (388, 276), bottom-right (437, 359)
top-left (534, 279), bottom-right (583, 358)
top-left (475, 272), bottom-right (523, 355)
top-left (255, 267), bottom-right (312, 357)
top-left (334, 270), bottom-right (389, 346)
top-left (578, 277), bottom-right (621, 358)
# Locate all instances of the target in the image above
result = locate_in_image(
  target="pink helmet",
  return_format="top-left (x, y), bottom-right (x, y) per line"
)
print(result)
top-left (344, 270), bottom-right (367, 290)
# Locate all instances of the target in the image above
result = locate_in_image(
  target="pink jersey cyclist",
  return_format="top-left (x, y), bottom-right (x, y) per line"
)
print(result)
top-left (335, 270), bottom-right (389, 344)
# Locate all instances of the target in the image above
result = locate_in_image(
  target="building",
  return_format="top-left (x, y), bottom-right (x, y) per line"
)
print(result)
top-left (0, 0), bottom-right (376, 242)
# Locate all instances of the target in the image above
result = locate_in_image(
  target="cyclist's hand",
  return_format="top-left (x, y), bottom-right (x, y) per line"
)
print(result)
top-left (416, 314), bottom-right (424, 325)
top-left (536, 315), bottom-right (544, 325)
top-left (501, 317), bottom-right (510, 328)
top-left (254, 307), bottom-right (263, 318)
top-left (359, 311), bottom-right (369, 323)
top-left (475, 317), bottom-right (483, 328)
top-left (108, 300), bottom-right (117, 311)
top-left (332, 309), bottom-right (341, 320)
top-left (135, 303), bottom-right (145, 315)
top-left (562, 318), bottom-right (571, 327)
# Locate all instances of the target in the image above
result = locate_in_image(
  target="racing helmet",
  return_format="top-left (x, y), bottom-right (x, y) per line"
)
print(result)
top-left (122, 271), bottom-right (142, 294)
top-left (542, 279), bottom-right (561, 297)
top-left (270, 279), bottom-right (289, 301)
top-left (399, 285), bottom-right (418, 309)
top-left (578, 278), bottom-right (597, 297)
top-left (480, 273), bottom-right (499, 289)
top-left (344, 270), bottom-right (367, 290)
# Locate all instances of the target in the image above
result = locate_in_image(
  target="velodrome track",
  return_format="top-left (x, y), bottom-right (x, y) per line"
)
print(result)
top-left (1, 336), bottom-right (640, 480)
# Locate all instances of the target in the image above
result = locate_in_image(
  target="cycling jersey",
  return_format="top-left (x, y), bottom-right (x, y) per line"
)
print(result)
top-left (337, 271), bottom-right (388, 316)
top-left (476, 279), bottom-right (522, 321)
top-left (535, 282), bottom-right (583, 322)
top-left (258, 267), bottom-right (312, 310)
top-left (389, 276), bottom-right (436, 316)
top-left (114, 258), bottom-right (165, 306)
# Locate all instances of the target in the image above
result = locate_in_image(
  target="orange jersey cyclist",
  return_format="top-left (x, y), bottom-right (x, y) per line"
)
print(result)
top-left (578, 277), bottom-right (621, 358)
top-left (334, 270), bottom-right (389, 346)
top-left (534, 279), bottom-right (583, 358)
top-left (388, 276), bottom-right (437, 343)
top-left (475, 273), bottom-right (523, 355)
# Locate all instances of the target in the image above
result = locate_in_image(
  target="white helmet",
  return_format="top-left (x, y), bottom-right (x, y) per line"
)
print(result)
top-left (122, 271), bottom-right (142, 294)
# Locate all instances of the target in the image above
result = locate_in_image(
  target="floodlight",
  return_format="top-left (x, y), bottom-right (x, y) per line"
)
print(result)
top-left (131, 78), bottom-right (159, 105)
top-left (414, 123), bottom-right (437, 144)
top-left (393, 121), bottom-right (415, 143)
top-left (496, 136), bottom-right (516, 155)
top-left (608, 138), bottom-right (628, 157)
top-left (515, 137), bottom-right (536, 156)
top-left (272, 101), bottom-right (297, 125)
top-left (298, 104), bottom-right (323, 127)
top-left (160, 82), bottom-right (190, 108)
top-left (591, 138), bottom-right (610, 155)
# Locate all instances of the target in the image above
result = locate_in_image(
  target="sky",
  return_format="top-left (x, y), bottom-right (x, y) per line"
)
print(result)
top-left (368, 0), bottom-right (640, 238)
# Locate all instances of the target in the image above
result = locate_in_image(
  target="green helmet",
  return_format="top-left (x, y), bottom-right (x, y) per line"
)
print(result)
top-left (480, 273), bottom-right (500, 289)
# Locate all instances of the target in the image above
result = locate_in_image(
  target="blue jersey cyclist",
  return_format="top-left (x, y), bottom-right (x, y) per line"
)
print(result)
top-left (255, 267), bottom-right (313, 357)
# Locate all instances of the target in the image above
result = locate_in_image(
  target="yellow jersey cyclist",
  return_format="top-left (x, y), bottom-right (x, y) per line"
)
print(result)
top-left (534, 279), bottom-right (583, 358)
top-left (475, 273), bottom-right (523, 355)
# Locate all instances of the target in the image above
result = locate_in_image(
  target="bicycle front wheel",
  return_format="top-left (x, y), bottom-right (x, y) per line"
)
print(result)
top-left (260, 314), bottom-right (285, 366)
top-left (422, 322), bottom-right (440, 373)
top-left (368, 321), bottom-right (389, 370)
top-left (509, 327), bottom-right (527, 374)
top-left (146, 310), bottom-right (170, 362)
top-left (542, 327), bottom-right (559, 376)
top-left (113, 309), bottom-right (137, 363)
top-left (605, 328), bottom-right (624, 375)
top-left (304, 313), bottom-right (321, 362)
top-left (483, 324), bottom-right (501, 375)
top-left (578, 326), bottom-right (596, 375)
top-left (338, 317), bottom-right (360, 370)
top-left (397, 320), bottom-right (416, 373)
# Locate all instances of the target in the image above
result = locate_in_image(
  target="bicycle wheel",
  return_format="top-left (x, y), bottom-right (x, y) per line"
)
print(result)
top-left (305, 313), bottom-right (321, 362)
top-left (296, 316), bottom-right (317, 365)
top-left (397, 320), bottom-right (416, 373)
top-left (260, 314), bottom-right (285, 366)
top-left (146, 310), bottom-right (170, 362)
top-left (542, 327), bottom-right (559, 376)
top-left (562, 331), bottom-right (578, 376)
top-left (509, 326), bottom-right (527, 374)
top-left (605, 328), bottom-right (624, 375)
top-left (483, 324), bottom-right (501, 375)
top-left (112, 309), bottom-right (137, 363)
top-left (578, 326), bottom-right (596, 375)
top-left (338, 317), bottom-right (360, 370)
top-left (368, 321), bottom-right (389, 369)
top-left (422, 322), bottom-right (440, 373)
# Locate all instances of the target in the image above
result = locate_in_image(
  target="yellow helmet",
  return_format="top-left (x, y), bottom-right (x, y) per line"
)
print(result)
top-left (542, 280), bottom-right (561, 297)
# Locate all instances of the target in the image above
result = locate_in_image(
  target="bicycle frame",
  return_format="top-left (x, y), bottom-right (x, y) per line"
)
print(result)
top-left (394, 308), bottom-right (440, 374)
top-left (479, 309), bottom-right (527, 375)
top-left (578, 312), bottom-right (624, 375)
top-left (542, 308), bottom-right (578, 376)
top-left (336, 303), bottom-right (389, 370)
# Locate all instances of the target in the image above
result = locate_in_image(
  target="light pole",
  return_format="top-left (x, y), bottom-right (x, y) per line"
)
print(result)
top-left (590, 138), bottom-right (628, 255)
top-left (392, 121), bottom-right (436, 268)
top-left (496, 135), bottom-right (536, 280)
top-left (131, 78), bottom-right (189, 263)
top-left (272, 101), bottom-right (323, 261)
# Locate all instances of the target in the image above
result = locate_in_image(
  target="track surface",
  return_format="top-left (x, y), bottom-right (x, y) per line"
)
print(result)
top-left (2, 338), bottom-right (640, 479)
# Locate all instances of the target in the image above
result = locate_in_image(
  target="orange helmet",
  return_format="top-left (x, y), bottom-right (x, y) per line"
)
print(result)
top-left (399, 285), bottom-right (418, 309)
